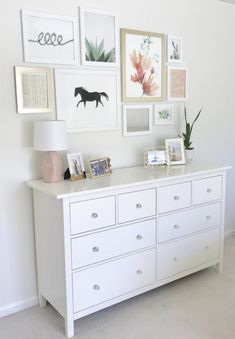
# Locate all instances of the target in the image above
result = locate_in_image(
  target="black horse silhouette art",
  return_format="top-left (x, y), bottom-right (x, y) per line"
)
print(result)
top-left (74, 87), bottom-right (109, 108)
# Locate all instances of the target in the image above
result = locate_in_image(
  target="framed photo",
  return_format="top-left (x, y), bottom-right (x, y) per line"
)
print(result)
top-left (121, 29), bottom-right (166, 102)
top-left (167, 35), bottom-right (183, 63)
top-left (21, 10), bottom-right (79, 64)
top-left (144, 147), bottom-right (167, 168)
top-left (80, 7), bottom-right (119, 67)
top-left (165, 138), bottom-right (186, 165)
top-left (67, 153), bottom-right (85, 181)
top-left (88, 157), bottom-right (111, 178)
top-left (55, 68), bottom-right (119, 132)
top-left (154, 104), bottom-right (174, 125)
top-left (167, 66), bottom-right (187, 101)
top-left (14, 66), bottom-right (53, 114)
top-left (123, 104), bottom-right (152, 136)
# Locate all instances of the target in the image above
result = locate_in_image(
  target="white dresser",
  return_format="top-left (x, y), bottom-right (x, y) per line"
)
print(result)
top-left (27, 163), bottom-right (230, 337)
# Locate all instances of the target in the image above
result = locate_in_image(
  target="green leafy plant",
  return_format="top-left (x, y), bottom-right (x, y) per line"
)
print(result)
top-left (85, 38), bottom-right (115, 62)
top-left (182, 106), bottom-right (202, 150)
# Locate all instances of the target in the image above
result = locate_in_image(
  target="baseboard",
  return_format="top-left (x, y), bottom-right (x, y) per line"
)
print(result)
top-left (224, 229), bottom-right (235, 238)
top-left (0, 296), bottom-right (38, 319)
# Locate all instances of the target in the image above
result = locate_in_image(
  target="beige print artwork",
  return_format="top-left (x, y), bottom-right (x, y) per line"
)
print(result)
top-left (170, 69), bottom-right (186, 98)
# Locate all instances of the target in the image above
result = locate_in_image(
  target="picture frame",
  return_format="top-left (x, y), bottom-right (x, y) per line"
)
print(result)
top-left (67, 152), bottom-right (85, 181)
top-left (55, 68), bottom-right (120, 132)
top-left (165, 138), bottom-right (186, 165)
top-left (154, 104), bottom-right (174, 125)
top-left (79, 7), bottom-right (119, 67)
top-left (167, 35), bottom-right (183, 63)
top-left (121, 28), bottom-right (166, 102)
top-left (167, 66), bottom-right (187, 101)
top-left (14, 66), bottom-right (53, 114)
top-left (144, 147), bottom-right (167, 168)
top-left (21, 10), bottom-right (79, 65)
top-left (123, 104), bottom-right (152, 136)
top-left (88, 157), bottom-right (111, 178)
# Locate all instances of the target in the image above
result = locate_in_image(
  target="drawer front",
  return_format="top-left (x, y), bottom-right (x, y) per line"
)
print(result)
top-left (70, 196), bottom-right (115, 235)
top-left (158, 182), bottom-right (191, 214)
top-left (158, 202), bottom-right (221, 243)
top-left (73, 249), bottom-right (156, 312)
top-left (118, 189), bottom-right (156, 223)
top-left (72, 219), bottom-right (156, 269)
top-left (192, 176), bottom-right (222, 205)
top-left (157, 228), bottom-right (220, 280)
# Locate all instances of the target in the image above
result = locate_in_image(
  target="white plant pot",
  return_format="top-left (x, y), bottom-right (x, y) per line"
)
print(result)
top-left (185, 149), bottom-right (194, 163)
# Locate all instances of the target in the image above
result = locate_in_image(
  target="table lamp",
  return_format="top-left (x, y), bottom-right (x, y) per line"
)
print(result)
top-left (34, 120), bottom-right (68, 183)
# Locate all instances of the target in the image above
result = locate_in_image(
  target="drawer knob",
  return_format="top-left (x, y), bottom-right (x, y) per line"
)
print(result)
top-left (93, 284), bottom-right (100, 290)
top-left (92, 246), bottom-right (99, 252)
top-left (136, 203), bottom-right (142, 209)
top-left (207, 188), bottom-right (212, 193)
top-left (136, 234), bottom-right (142, 240)
top-left (137, 269), bottom-right (143, 275)
top-left (205, 246), bottom-right (209, 250)
top-left (173, 257), bottom-right (178, 261)
top-left (206, 215), bottom-right (211, 220)
top-left (91, 212), bottom-right (98, 218)
top-left (174, 224), bottom-right (180, 229)
top-left (174, 195), bottom-right (180, 201)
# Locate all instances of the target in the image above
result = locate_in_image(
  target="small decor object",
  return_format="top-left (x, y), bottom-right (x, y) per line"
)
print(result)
top-left (21, 10), bottom-right (79, 64)
top-left (79, 7), bottom-right (119, 67)
top-left (165, 138), bottom-right (186, 165)
top-left (154, 104), bottom-right (174, 125)
top-left (88, 157), bottom-right (111, 178)
top-left (55, 68), bottom-right (119, 132)
top-left (121, 29), bottom-right (166, 102)
top-left (67, 153), bottom-right (85, 181)
top-left (15, 66), bottom-right (53, 114)
top-left (123, 104), bottom-right (152, 136)
top-left (167, 35), bottom-right (183, 63)
top-left (34, 120), bottom-right (68, 183)
top-left (144, 147), bottom-right (167, 168)
top-left (167, 66), bottom-right (187, 101)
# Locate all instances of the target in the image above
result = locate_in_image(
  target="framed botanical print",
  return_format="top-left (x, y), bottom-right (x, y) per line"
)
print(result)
top-left (79, 7), bottom-right (119, 67)
top-left (154, 104), bottom-right (174, 125)
top-left (167, 66), bottom-right (187, 101)
top-left (121, 29), bottom-right (166, 102)
top-left (167, 35), bottom-right (183, 63)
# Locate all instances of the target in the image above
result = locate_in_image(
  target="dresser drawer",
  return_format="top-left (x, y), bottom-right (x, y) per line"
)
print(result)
top-left (70, 196), bottom-right (115, 235)
top-left (158, 182), bottom-right (191, 214)
top-left (158, 202), bottom-right (221, 243)
top-left (118, 189), bottom-right (156, 223)
top-left (72, 219), bottom-right (156, 269)
top-left (157, 228), bottom-right (220, 280)
top-left (73, 249), bottom-right (156, 312)
top-left (192, 176), bottom-right (222, 205)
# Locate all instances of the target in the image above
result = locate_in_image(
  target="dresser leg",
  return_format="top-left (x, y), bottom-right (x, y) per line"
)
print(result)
top-left (65, 318), bottom-right (74, 338)
top-left (216, 262), bottom-right (223, 274)
top-left (38, 294), bottom-right (47, 307)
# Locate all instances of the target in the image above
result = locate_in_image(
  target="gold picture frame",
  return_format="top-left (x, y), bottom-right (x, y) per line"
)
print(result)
top-left (88, 157), bottom-right (111, 179)
top-left (144, 147), bottom-right (167, 168)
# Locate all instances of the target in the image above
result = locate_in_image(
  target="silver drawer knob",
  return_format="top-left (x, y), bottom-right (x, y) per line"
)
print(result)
top-left (173, 257), bottom-right (178, 261)
top-left (174, 195), bottom-right (180, 201)
top-left (91, 212), bottom-right (98, 218)
top-left (174, 224), bottom-right (180, 229)
top-left (137, 269), bottom-right (143, 275)
top-left (136, 234), bottom-right (142, 240)
top-left (206, 215), bottom-right (211, 220)
top-left (136, 203), bottom-right (142, 209)
top-left (92, 246), bottom-right (99, 252)
top-left (207, 188), bottom-right (212, 193)
top-left (205, 246), bottom-right (209, 250)
top-left (93, 284), bottom-right (100, 290)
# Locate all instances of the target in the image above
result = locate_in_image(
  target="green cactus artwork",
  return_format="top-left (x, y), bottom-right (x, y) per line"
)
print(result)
top-left (85, 38), bottom-right (115, 62)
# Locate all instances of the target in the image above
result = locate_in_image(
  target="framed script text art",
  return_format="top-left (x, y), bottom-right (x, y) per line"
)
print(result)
top-left (167, 66), bottom-right (187, 101)
top-left (55, 68), bottom-right (119, 132)
top-left (121, 29), bottom-right (166, 102)
top-left (14, 66), bottom-right (53, 114)
top-left (21, 10), bottom-right (79, 64)
top-left (80, 7), bottom-right (119, 67)
top-left (123, 104), bottom-right (152, 136)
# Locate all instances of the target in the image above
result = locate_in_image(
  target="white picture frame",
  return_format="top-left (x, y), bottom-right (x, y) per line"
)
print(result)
top-left (14, 66), bottom-right (53, 114)
top-left (21, 10), bottom-right (79, 64)
top-left (67, 152), bottom-right (85, 181)
top-left (167, 35), bottom-right (183, 63)
top-left (79, 7), bottom-right (119, 67)
top-left (123, 104), bottom-right (152, 136)
top-left (165, 138), bottom-right (186, 165)
top-left (154, 104), bottom-right (174, 125)
top-left (55, 68), bottom-right (120, 133)
top-left (167, 66), bottom-right (187, 101)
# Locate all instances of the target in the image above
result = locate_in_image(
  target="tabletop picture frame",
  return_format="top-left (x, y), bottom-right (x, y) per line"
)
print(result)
top-left (144, 147), bottom-right (167, 168)
top-left (88, 157), bottom-right (111, 178)
top-left (67, 152), bottom-right (85, 181)
top-left (165, 138), bottom-right (186, 165)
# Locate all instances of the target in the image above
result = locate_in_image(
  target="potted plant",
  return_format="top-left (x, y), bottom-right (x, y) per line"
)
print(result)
top-left (182, 106), bottom-right (202, 162)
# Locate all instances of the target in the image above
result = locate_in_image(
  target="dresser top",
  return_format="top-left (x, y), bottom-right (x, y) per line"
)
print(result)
top-left (26, 162), bottom-right (231, 199)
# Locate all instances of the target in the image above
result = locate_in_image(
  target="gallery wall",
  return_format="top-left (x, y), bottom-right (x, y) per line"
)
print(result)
top-left (1, 0), bottom-right (235, 317)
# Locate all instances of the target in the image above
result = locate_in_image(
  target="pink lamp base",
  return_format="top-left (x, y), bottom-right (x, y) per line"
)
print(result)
top-left (41, 151), bottom-right (63, 183)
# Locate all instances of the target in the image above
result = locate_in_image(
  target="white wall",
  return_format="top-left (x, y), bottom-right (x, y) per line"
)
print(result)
top-left (1, 0), bottom-right (235, 316)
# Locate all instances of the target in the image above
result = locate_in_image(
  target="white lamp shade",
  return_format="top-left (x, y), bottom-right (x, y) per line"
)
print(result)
top-left (34, 120), bottom-right (68, 151)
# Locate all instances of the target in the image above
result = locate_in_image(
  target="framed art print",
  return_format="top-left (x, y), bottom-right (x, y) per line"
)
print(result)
top-left (55, 68), bottom-right (119, 132)
top-left (21, 10), bottom-right (79, 64)
top-left (80, 7), bottom-right (119, 67)
top-left (167, 66), bottom-right (187, 101)
top-left (67, 152), bottom-right (85, 181)
top-left (154, 104), bottom-right (174, 125)
top-left (165, 138), bottom-right (186, 165)
top-left (121, 29), bottom-right (166, 102)
top-left (123, 104), bottom-right (152, 136)
top-left (167, 35), bottom-right (183, 63)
